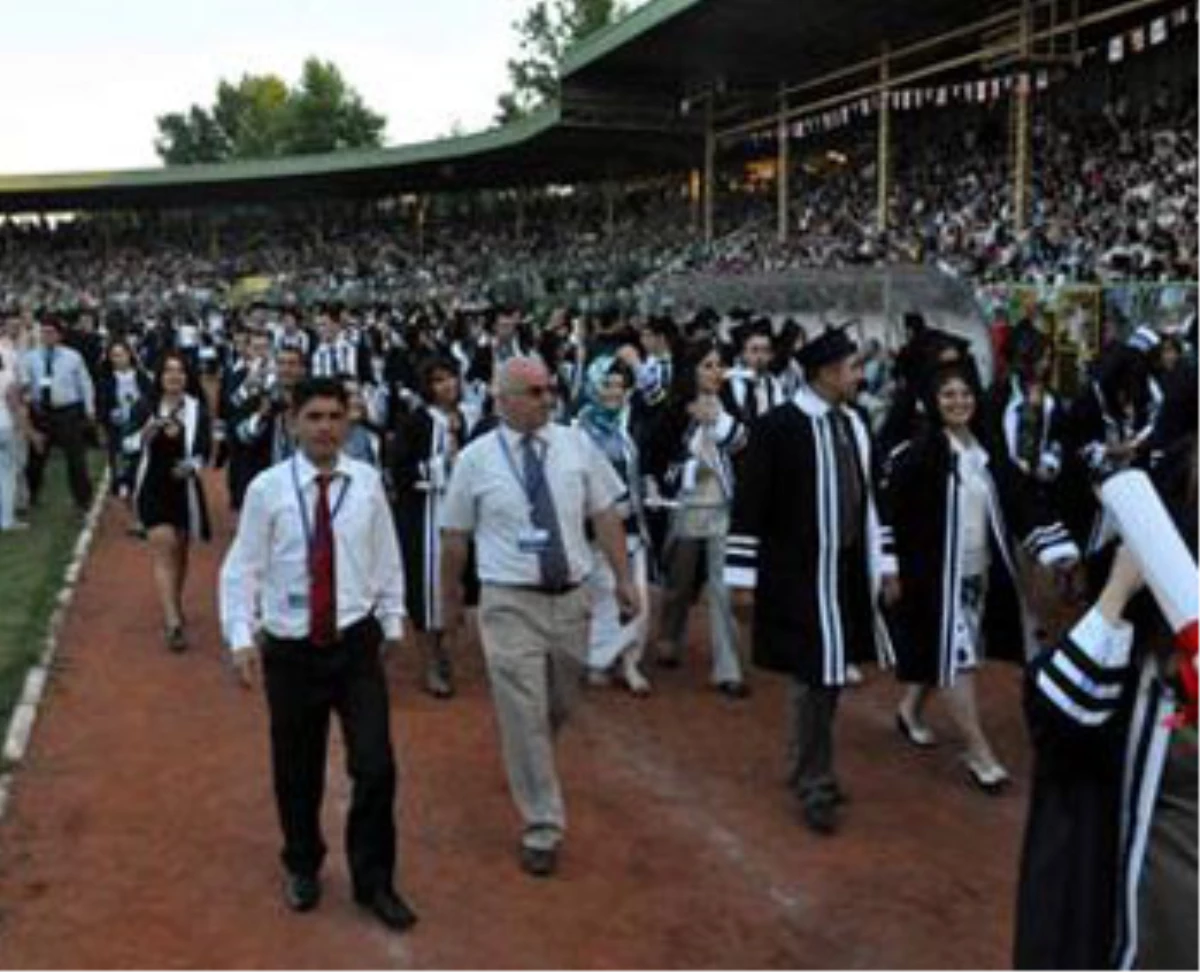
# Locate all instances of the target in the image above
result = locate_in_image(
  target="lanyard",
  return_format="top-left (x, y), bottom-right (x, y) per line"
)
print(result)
top-left (496, 430), bottom-right (546, 509)
top-left (291, 458), bottom-right (351, 556)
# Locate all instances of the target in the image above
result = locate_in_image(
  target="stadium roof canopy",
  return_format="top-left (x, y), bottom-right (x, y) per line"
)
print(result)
top-left (0, 0), bottom-right (1140, 214)
top-left (0, 104), bottom-right (697, 214)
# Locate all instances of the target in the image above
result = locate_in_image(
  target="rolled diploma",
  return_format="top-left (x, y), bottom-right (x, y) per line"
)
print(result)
top-left (1099, 469), bottom-right (1198, 633)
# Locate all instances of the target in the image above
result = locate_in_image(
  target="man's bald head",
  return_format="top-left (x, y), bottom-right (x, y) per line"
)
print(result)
top-left (496, 356), bottom-right (555, 432)
top-left (497, 356), bottom-right (549, 395)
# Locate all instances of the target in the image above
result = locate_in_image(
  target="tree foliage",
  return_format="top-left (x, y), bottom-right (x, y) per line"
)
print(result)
top-left (496, 0), bottom-right (626, 124)
top-left (155, 58), bottom-right (386, 165)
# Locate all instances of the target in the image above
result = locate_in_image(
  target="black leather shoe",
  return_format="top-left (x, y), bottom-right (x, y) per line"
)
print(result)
top-left (356, 887), bottom-right (418, 933)
top-left (283, 872), bottom-right (321, 912)
top-left (714, 680), bottom-right (750, 699)
top-left (802, 799), bottom-right (838, 836)
top-left (519, 844), bottom-right (558, 878)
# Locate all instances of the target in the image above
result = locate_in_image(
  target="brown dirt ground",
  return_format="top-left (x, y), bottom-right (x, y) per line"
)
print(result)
top-left (0, 472), bottom-right (1033, 969)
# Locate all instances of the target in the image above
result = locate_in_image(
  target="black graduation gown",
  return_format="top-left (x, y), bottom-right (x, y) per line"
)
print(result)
top-left (97, 367), bottom-right (154, 490)
top-left (391, 405), bottom-right (468, 631)
top-left (879, 430), bottom-right (1028, 686)
top-left (129, 395), bottom-right (213, 541)
top-left (983, 376), bottom-right (1079, 565)
top-left (1014, 610), bottom-right (1176, 970)
top-left (739, 387), bottom-right (894, 686)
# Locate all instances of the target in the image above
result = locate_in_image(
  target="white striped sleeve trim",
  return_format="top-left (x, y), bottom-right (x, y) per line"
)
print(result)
top-left (1036, 671), bottom-right (1114, 726)
top-left (1049, 649), bottom-right (1125, 701)
top-left (723, 534), bottom-right (759, 588)
top-left (1034, 608), bottom-right (1133, 724)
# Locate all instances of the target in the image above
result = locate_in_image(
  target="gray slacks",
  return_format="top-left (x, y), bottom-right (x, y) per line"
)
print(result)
top-left (658, 532), bottom-right (743, 684)
top-left (478, 584), bottom-right (590, 851)
top-left (786, 679), bottom-right (842, 806)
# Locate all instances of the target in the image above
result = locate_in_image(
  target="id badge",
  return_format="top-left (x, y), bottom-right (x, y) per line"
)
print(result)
top-left (517, 527), bottom-right (551, 554)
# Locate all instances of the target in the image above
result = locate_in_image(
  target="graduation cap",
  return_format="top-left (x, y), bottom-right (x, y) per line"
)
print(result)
top-left (796, 322), bottom-right (858, 373)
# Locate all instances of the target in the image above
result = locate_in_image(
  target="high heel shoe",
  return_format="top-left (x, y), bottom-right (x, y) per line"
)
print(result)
top-left (895, 710), bottom-right (937, 748)
top-left (165, 624), bottom-right (187, 653)
top-left (964, 756), bottom-right (1010, 795)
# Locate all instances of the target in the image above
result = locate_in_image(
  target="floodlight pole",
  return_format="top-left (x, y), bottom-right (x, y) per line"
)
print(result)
top-left (777, 88), bottom-right (789, 243)
top-left (1013, 0), bottom-right (1033, 235)
top-left (877, 43), bottom-right (891, 234)
top-left (703, 96), bottom-right (715, 245)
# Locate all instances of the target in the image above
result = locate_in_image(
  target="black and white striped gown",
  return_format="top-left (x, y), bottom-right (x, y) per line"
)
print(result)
top-left (391, 404), bottom-right (468, 632)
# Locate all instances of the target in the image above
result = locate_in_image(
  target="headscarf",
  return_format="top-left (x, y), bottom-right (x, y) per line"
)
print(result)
top-left (577, 354), bottom-right (626, 439)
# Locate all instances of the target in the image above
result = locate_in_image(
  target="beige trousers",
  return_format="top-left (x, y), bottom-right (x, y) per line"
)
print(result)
top-left (478, 584), bottom-right (590, 850)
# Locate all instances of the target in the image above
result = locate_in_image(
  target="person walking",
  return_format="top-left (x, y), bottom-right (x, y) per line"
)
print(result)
top-left (882, 362), bottom-right (1073, 791)
top-left (576, 354), bottom-right (653, 695)
top-left (740, 325), bottom-right (899, 835)
top-left (644, 337), bottom-right (749, 697)
top-left (128, 351), bottom-right (212, 651)
top-left (391, 357), bottom-right (471, 698)
top-left (22, 316), bottom-right (95, 514)
top-left (439, 356), bottom-right (638, 878)
top-left (218, 376), bottom-right (417, 932)
top-left (0, 347), bottom-right (36, 532)
top-left (96, 338), bottom-right (153, 506)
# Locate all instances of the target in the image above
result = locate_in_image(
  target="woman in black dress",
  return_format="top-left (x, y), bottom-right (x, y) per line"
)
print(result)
top-left (129, 351), bottom-right (212, 651)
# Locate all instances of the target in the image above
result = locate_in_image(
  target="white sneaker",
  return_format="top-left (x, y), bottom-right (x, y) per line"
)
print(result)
top-left (845, 664), bottom-right (865, 686)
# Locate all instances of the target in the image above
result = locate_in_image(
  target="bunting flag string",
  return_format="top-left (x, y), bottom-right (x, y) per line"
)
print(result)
top-left (745, 5), bottom-right (1190, 146)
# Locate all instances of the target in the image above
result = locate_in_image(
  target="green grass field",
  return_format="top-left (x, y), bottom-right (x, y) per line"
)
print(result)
top-left (0, 453), bottom-right (103, 734)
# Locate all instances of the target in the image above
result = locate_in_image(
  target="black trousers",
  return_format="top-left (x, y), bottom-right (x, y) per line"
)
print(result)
top-left (261, 617), bottom-right (397, 899)
top-left (27, 404), bottom-right (93, 509)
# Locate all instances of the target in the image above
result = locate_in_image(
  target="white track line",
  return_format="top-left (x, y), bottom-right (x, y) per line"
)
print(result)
top-left (0, 470), bottom-right (111, 821)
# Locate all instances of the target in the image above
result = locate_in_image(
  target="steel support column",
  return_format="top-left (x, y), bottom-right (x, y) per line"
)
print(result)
top-left (777, 91), bottom-right (789, 243)
top-left (703, 99), bottom-right (715, 245)
top-left (1013, 0), bottom-right (1033, 234)
top-left (877, 43), bottom-right (891, 233)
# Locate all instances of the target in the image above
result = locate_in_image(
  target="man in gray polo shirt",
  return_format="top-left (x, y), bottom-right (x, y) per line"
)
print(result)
top-left (440, 356), bottom-right (639, 877)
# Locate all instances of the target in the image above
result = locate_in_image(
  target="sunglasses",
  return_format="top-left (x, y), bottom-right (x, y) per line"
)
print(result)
top-left (521, 384), bottom-right (558, 398)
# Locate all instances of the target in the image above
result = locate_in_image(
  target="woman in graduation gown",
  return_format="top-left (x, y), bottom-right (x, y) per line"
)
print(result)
top-left (576, 355), bottom-right (652, 695)
top-left (643, 337), bottom-right (749, 697)
top-left (96, 338), bottom-right (153, 514)
top-left (881, 361), bottom-right (1076, 790)
top-left (127, 351), bottom-right (212, 652)
top-left (391, 356), bottom-right (470, 698)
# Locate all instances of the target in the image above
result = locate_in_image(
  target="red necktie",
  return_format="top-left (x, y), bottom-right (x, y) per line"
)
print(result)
top-left (309, 473), bottom-right (337, 646)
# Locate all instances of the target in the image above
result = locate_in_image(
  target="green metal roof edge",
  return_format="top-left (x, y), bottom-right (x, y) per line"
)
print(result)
top-left (560, 0), bottom-right (708, 78)
top-left (0, 103), bottom-right (562, 196)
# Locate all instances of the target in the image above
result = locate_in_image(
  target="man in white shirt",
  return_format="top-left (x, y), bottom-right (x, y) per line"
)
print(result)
top-left (439, 357), bottom-right (639, 878)
top-left (219, 377), bottom-right (417, 932)
top-left (21, 317), bottom-right (95, 513)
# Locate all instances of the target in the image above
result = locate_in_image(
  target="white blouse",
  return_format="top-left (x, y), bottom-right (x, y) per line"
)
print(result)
top-left (949, 432), bottom-right (992, 578)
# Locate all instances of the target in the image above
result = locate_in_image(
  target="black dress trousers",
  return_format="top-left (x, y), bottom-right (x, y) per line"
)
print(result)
top-left (261, 616), bottom-right (397, 899)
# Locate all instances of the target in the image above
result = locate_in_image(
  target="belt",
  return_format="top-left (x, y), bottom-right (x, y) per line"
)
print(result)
top-left (489, 581), bottom-right (581, 596)
top-left (46, 402), bottom-right (84, 412)
top-left (263, 614), bottom-right (379, 648)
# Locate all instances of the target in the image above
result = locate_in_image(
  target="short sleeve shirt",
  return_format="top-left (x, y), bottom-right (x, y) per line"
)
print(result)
top-left (440, 422), bottom-right (623, 586)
